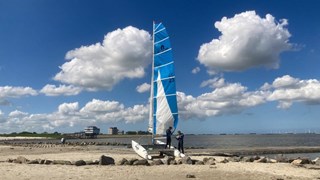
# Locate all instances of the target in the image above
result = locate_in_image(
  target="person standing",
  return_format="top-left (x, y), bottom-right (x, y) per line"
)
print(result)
top-left (176, 131), bottom-right (184, 153)
top-left (165, 126), bottom-right (173, 149)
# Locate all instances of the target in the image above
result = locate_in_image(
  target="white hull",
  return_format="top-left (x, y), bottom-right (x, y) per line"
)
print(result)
top-left (131, 140), bottom-right (185, 160)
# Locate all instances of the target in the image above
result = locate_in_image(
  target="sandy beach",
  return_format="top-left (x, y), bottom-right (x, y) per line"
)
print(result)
top-left (1, 143), bottom-right (320, 180)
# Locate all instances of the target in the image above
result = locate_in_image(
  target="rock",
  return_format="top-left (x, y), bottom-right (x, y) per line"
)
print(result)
top-left (27, 160), bottom-right (39, 164)
top-left (203, 157), bottom-right (215, 163)
top-left (85, 160), bottom-right (98, 165)
top-left (44, 160), bottom-right (52, 165)
top-left (186, 174), bottom-right (196, 178)
top-left (228, 156), bottom-right (242, 162)
top-left (291, 158), bottom-right (311, 166)
top-left (64, 161), bottom-right (72, 165)
top-left (99, 155), bottom-right (115, 165)
top-left (53, 160), bottom-right (68, 165)
top-left (267, 158), bottom-right (277, 163)
top-left (37, 159), bottom-right (45, 164)
top-left (181, 156), bottom-right (193, 165)
top-left (152, 159), bottom-right (164, 165)
top-left (255, 157), bottom-right (267, 163)
top-left (195, 161), bottom-right (204, 165)
top-left (170, 160), bottom-right (177, 165)
top-left (220, 158), bottom-right (229, 163)
top-left (204, 158), bottom-right (216, 165)
top-left (241, 156), bottom-right (254, 162)
top-left (15, 156), bottom-right (29, 164)
top-left (6, 158), bottom-right (14, 163)
top-left (74, 160), bottom-right (86, 166)
top-left (128, 158), bottom-right (138, 165)
top-left (191, 159), bottom-right (199, 165)
top-left (312, 157), bottom-right (320, 165)
top-left (133, 159), bottom-right (149, 166)
top-left (161, 156), bottom-right (175, 165)
top-left (116, 158), bottom-right (128, 165)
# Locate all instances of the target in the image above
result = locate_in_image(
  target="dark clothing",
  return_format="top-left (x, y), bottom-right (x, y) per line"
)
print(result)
top-left (176, 133), bottom-right (184, 153)
top-left (165, 128), bottom-right (173, 148)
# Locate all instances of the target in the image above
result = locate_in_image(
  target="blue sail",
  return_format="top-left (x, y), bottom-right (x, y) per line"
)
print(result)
top-left (149, 22), bottom-right (179, 135)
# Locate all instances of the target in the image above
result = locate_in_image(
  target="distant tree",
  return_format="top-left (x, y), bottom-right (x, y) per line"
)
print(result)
top-left (126, 131), bottom-right (137, 135)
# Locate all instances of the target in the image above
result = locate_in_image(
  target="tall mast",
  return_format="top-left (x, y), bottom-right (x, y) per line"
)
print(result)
top-left (149, 21), bottom-right (155, 143)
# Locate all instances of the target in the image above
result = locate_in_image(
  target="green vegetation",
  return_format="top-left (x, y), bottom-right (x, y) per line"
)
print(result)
top-left (125, 131), bottom-right (151, 135)
top-left (0, 131), bottom-right (63, 139)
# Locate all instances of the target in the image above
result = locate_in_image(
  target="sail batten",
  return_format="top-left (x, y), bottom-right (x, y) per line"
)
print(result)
top-left (150, 22), bottom-right (179, 136)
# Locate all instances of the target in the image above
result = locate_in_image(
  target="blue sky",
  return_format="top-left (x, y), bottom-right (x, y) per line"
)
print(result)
top-left (0, 0), bottom-right (320, 134)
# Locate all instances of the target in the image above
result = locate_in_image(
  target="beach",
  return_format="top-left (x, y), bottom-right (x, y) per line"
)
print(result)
top-left (1, 143), bottom-right (320, 180)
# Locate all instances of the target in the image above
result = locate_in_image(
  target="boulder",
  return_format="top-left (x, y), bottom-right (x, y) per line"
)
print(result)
top-left (241, 156), bottom-right (254, 162)
top-left (52, 160), bottom-right (68, 165)
top-left (291, 158), bottom-right (311, 166)
top-left (220, 158), bottom-right (229, 163)
top-left (44, 160), bottom-right (52, 165)
top-left (195, 161), bottom-right (204, 165)
top-left (203, 157), bottom-right (215, 163)
top-left (117, 158), bottom-right (128, 165)
top-left (27, 160), bottom-right (39, 164)
top-left (186, 174), bottom-right (196, 178)
top-left (133, 159), bottom-right (149, 166)
top-left (312, 157), bottom-right (320, 166)
top-left (204, 158), bottom-right (216, 165)
top-left (161, 156), bottom-right (175, 165)
top-left (267, 158), bottom-right (277, 163)
top-left (15, 156), bottom-right (29, 164)
top-left (37, 159), bottom-right (45, 164)
top-left (99, 155), bottom-right (115, 165)
top-left (228, 156), bottom-right (242, 162)
top-left (170, 160), bottom-right (178, 165)
top-left (151, 159), bottom-right (164, 165)
top-left (74, 160), bottom-right (86, 166)
top-left (85, 160), bottom-right (98, 165)
top-left (181, 156), bottom-right (193, 165)
top-left (128, 158), bottom-right (138, 165)
top-left (6, 158), bottom-right (14, 163)
top-left (255, 157), bottom-right (267, 163)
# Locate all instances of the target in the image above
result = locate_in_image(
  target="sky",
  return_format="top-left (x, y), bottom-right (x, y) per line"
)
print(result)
top-left (0, 0), bottom-right (320, 134)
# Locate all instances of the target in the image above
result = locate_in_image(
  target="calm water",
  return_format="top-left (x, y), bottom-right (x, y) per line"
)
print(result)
top-left (2, 133), bottom-right (320, 158)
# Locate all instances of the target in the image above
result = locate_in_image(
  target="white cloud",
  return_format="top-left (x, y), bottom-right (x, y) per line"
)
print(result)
top-left (266, 75), bottom-right (320, 109)
top-left (136, 83), bottom-right (151, 93)
top-left (80, 99), bottom-right (124, 114)
top-left (178, 79), bottom-right (266, 119)
top-left (200, 78), bottom-right (225, 88)
top-left (197, 11), bottom-right (292, 72)
top-left (191, 67), bottom-right (201, 74)
top-left (54, 26), bottom-right (152, 91)
top-left (40, 84), bottom-right (82, 96)
top-left (8, 110), bottom-right (28, 118)
top-left (0, 86), bottom-right (38, 98)
top-left (58, 102), bottom-right (79, 115)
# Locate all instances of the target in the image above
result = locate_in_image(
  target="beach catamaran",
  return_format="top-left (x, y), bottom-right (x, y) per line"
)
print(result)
top-left (132, 22), bottom-right (185, 160)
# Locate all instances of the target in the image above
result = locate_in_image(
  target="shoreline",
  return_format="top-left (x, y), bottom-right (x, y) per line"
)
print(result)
top-left (0, 145), bottom-right (319, 180)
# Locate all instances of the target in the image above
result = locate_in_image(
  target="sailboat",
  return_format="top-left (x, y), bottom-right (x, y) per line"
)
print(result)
top-left (132, 22), bottom-right (185, 160)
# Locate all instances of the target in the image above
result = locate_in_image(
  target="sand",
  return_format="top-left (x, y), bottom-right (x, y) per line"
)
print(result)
top-left (0, 145), bottom-right (319, 180)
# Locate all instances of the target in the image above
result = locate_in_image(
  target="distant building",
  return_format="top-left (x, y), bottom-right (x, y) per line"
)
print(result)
top-left (84, 126), bottom-right (100, 138)
top-left (108, 127), bottom-right (119, 135)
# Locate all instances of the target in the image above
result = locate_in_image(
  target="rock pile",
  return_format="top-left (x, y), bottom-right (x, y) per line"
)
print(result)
top-left (4, 154), bottom-right (320, 169)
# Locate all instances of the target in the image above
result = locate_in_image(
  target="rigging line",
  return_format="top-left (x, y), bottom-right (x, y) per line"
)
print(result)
top-left (153, 112), bottom-right (178, 116)
top-left (154, 61), bottom-right (173, 69)
top-left (154, 27), bottom-right (165, 34)
top-left (153, 76), bottom-right (175, 82)
top-left (154, 37), bottom-right (169, 45)
top-left (154, 23), bottom-right (162, 32)
top-left (153, 93), bottom-right (177, 98)
top-left (154, 48), bottom-right (172, 56)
